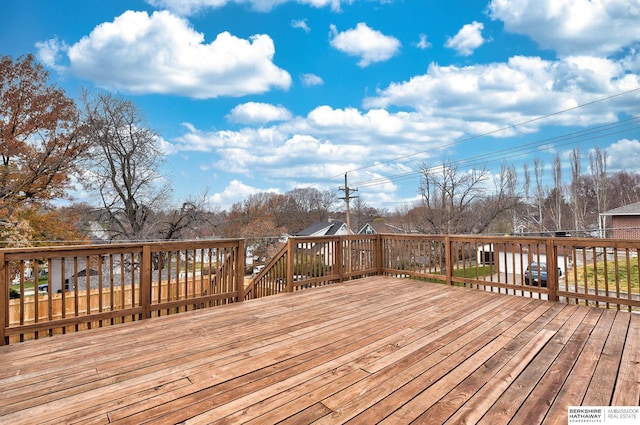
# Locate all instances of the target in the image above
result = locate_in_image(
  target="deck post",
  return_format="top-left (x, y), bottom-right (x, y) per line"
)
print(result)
top-left (140, 245), bottom-right (152, 319)
top-left (445, 236), bottom-right (453, 285)
top-left (236, 239), bottom-right (245, 301)
top-left (286, 238), bottom-right (294, 292)
top-left (375, 235), bottom-right (383, 276)
top-left (0, 251), bottom-right (6, 345)
top-left (546, 238), bottom-right (558, 302)
top-left (336, 236), bottom-right (344, 283)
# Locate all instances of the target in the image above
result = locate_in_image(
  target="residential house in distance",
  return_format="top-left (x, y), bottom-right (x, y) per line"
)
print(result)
top-left (599, 201), bottom-right (640, 239)
top-left (295, 221), bottom-right (349, 237)
top-left (293, 221), bottom-right (348, 269)
top-left (358, 221), bottom-right (412, 235)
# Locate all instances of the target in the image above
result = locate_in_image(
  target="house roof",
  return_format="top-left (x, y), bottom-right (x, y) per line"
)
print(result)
top-left (296, 221), bottom-right (347, 236)
top-left (600, 201), bottom-right (640, 216)
top-left (358, 222), bottom-right (409, 234)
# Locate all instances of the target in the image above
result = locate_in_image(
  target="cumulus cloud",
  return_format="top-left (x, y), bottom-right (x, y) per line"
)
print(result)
top-left (489, 0), bottom-right (640, 56)
top-left (227, 102), bottom-right (293, 124)
top-left (146, 0), bottom-right (345, 15)
top-left (606, 139), bottom-right (640, 171)
top-left (292, 19), bottom-right (311, 32)
top-left (416, 34), bottom-right (432, 50)
top-left (166, 43), bottom-right (640, 209)
top-left (445, 21), bottom-right (485, 56)
top-left (35, 37), bottom-right (69, 70)
top-left (300, 73), bottom-right (324, 86)
top-left (363, 55), bottom-right (639, 131)
top-left (330, 23), bottom-right (401, 67)
top-left (208, 180), bottom-right (280, 209)
top-left (168, 102), bottom-right (459, 200)
top-left (38, 10), bottom-right (291, 98)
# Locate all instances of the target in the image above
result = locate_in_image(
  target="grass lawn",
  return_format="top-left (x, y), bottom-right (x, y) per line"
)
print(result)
top-left (9, 276), bottom-right (48, 292)
top-left (410, 264), bottom-right (494, 285)
top-left (454, 265), bottom-right (494, 279)
top-left (569, 261), bottom-right (640, 291)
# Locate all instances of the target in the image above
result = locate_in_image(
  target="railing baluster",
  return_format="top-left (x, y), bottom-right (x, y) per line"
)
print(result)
top-left (3, 235), bottom-right (640, 345)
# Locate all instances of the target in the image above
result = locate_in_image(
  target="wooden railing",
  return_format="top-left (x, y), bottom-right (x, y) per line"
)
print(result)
top-left (247, 234), bottom-right (640, 312)
top-left (1, 239), bottom-right (244, 344)
top-left (244, 235), bottom-right (380, 299)
top-left (380, 234), bottom-right (640, 312)
top-left (4, 234), bottom-right (640, 344)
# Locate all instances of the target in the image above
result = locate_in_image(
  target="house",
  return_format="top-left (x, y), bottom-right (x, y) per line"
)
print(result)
top-left (358, 219), bottom-right (420, 235)
top-left (296, 221), bottom-right (348, 237)
top-left (599, 202), bottom-right (640, 239)
top-left (293, 221), bottom-right (348, 269)
top-left (358, 221), bottom-right (412, 235)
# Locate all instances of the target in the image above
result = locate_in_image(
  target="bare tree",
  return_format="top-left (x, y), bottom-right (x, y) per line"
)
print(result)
top-left (606, 170), bottom-right (640, 209)
top-left (549, 154), bottom-right (563, 230)
top-left (350, 197), bottom-right (379, 233)
top-left (534, 158), bottom-right (545, 232)
top-left (149, 191), bottom-right (220, 240)
top-left (468, 162), bottom-right (522, 234)
top-left (290, 187), bottom-right (336, 218)
top-left (81, 91), bottom-right (170, 240)
top-left (589, 147), bottom-right (608, 215)
top-left (522, 162), bottom-right (532, 230)
top-left (570, 148), bottom-right (585, 231)
top-left (418, 161), bottom-right (489, 234)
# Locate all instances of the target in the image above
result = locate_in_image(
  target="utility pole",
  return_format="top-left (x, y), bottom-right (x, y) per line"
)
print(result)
top-left (339, 173), bottom-right (358, 234)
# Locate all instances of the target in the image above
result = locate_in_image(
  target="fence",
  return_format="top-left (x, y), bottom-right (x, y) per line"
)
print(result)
top-left (2, 239), bottom-right (244, 344)
top-left (4, 234), bottom-right (640, 345)
top-left (379, 234), bottom-right (640, 312)
top-left (245, 235), bottom-right (380, 299)
top-left (247, 234), bottom-right (640, 312)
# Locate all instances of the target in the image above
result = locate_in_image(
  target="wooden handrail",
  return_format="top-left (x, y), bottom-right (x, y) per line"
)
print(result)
top-left (2, 239), bottom-right (244, 344)
top-left (3, 234), bottom-right (640, 345)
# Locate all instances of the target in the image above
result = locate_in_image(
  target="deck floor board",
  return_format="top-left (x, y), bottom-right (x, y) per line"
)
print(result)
top-left (1, 277), bottom-right (638, 424)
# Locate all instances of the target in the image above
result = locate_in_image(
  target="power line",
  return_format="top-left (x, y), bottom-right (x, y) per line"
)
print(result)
top-left (334, 86), bottom-right (640, 187)
top-left (350, 117), bottom-right (640, 190)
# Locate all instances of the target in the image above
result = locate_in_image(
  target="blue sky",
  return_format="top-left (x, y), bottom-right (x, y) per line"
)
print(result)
top-left (2, 0), bottom-right (640, 211)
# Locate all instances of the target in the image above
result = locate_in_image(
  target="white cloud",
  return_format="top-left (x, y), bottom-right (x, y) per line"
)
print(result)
top-left (209, 180), bottom-right (280, 209)
top-left (489, 0), bottom-right (640, 56)
top-left (300, 73), bottom-right (324, 86)
top-left (363, 55), bottom-right (639, 131)
top-left (227, 102), bottom-right (293, 124)
top-left (40, 10), bottom-right (291, 98)
top-left (445, 21), bottom-right (485, 56)
top-left (606, 139), bottom-right (640, 171)
top-left (34, 38), bottom-right (68, 70)
top-left (416, 34), bottom-right (431, 50)
top-left (146, 0), bottom-right (227, 16)
top-left (292, 19), bottom-right (311, 32)
top-left (329, 23), bottom-right (401, 67)
top-left (146, 0), bottom-right (346, 15)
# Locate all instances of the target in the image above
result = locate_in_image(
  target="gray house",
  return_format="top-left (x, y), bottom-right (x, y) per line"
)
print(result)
top-left (296, 221), bottom-right (348, 237)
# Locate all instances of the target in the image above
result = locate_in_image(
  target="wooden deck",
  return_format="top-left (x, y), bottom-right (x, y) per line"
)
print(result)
top-left (1, 276), bottom-right (639, 424)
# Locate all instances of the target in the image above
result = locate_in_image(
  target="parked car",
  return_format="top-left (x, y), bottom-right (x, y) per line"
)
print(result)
top-left (524, 262), bottom-right (562, 287)
top-left (38, 284), bottom-right (49, 292)
top-left (64, 268), bottom-right (99, 290)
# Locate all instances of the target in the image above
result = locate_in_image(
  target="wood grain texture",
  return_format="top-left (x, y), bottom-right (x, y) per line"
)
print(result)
top-left (0, 276), bottom-right (637, 424)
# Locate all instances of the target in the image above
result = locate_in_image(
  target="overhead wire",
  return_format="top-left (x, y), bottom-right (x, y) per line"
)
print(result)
top-left (350, 116), bottom-right (640, 189)
top-left (339, 87), bottom-right (640, 191)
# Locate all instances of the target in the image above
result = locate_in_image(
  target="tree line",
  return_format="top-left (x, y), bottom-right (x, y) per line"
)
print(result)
top-left (1, 54), bottom-right (638, 247)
